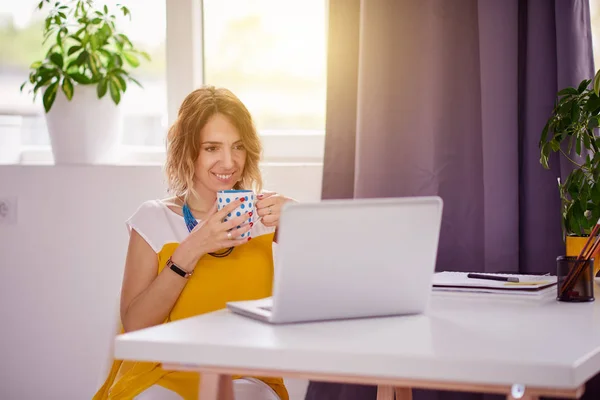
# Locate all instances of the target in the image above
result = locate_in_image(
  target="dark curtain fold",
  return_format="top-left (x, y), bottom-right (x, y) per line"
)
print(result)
top-left (309, 0), bottom-right (595, 399)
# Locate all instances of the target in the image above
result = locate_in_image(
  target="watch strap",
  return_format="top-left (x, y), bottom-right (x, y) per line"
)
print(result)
top-left (167, 257), bottom-right (193, 279)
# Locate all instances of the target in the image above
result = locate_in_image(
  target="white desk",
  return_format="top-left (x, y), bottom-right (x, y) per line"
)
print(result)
top-left (115, 294), bottom-right (600, 400)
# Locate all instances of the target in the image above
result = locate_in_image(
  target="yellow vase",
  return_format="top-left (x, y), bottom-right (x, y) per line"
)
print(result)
top-left (565, 235), bottom-right (600, 277)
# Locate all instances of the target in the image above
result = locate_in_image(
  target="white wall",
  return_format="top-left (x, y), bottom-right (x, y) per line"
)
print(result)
top-left (0, 164), bottom-right (322, 400)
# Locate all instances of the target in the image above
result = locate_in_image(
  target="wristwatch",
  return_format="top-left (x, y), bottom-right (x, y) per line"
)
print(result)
top-left (166, 257), bottom-right (193, 279)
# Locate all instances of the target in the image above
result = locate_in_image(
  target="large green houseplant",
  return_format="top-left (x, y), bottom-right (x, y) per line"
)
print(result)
top-left (539, 69), bottom-right (600, 274)
top-left (20, 0), bottom-right (150, 164)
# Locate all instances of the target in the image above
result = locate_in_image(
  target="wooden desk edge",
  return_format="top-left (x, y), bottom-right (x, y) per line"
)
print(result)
top-left (162, 363), bottom-right (586, 399)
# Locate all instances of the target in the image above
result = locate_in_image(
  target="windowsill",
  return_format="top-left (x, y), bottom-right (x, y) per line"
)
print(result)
top-left (5, 131), bottom-right (326, 167)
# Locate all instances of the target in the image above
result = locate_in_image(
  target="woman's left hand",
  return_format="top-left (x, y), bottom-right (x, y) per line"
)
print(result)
top-left (255, 191), bottom-right (294, 228)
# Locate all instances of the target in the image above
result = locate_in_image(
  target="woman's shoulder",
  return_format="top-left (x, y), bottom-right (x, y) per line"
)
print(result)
top-left (126, 198), bottom-right (182, 253)
top-left (129, 199), bottom-right (169, 220)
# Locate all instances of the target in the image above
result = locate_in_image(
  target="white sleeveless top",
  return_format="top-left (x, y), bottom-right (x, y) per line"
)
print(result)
top-left (126, 199), bottom-right (278, 259)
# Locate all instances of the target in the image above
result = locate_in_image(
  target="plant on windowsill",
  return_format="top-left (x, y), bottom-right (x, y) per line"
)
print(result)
top-left (539, 69), bottom-right (600, 276)
top-left (20, 0), bottom-right (150, 164)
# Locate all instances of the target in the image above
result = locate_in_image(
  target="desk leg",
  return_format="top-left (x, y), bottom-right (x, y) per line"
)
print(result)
top-left (199, 373), bottom-right (234, 400)
top-left (377, 385), bottom-right (394, 400)
top-left (394, 387), bottom-right (413, 400)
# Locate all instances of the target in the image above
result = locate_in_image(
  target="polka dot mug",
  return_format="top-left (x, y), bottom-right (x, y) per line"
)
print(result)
top-left (217, 189), bottom-right (255, 240)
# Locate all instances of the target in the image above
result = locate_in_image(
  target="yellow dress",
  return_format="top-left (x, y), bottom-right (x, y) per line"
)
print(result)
top-left (93, 200), bottom-right (288, 400)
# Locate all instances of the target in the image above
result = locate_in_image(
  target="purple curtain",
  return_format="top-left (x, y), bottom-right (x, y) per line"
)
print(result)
top-left (306, 0), bottom-right (595, 399)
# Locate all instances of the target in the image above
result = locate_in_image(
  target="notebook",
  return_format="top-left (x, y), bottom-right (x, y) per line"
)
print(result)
top-left (432, 271), bottom-right (557, 299)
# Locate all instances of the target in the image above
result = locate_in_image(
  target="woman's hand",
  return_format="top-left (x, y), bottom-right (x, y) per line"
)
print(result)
top-left (172, 199), bottom-right (252, 270)
top-left (255, 191), bottom-right (295, 228)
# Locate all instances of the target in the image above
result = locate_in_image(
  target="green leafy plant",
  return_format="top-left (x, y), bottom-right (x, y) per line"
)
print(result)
top-left (539, 69), bottom-right (600, 238)
top-left (20, 0), bottom-right (150, 112)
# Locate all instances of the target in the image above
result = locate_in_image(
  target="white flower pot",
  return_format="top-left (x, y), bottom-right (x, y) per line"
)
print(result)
top-left (45, 85), bottom-right (122, 164)
top-left (0, 115), bottom-right (22, 164)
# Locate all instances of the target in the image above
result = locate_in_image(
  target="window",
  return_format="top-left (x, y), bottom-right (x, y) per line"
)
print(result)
top-left (203, 0), bottom-right (326, 133)
top-left (0, 0), bottom-right (327, 164)
top-left (0, 0), bottom-right (167, 150)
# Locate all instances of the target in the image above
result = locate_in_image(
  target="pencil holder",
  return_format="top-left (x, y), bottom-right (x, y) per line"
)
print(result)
top-left (556, 255), bottom-right (595, 302)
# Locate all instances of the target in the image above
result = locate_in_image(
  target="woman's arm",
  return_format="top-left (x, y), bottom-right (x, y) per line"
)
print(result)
top-left (119, 199), bottom-right (250, 332)
top-left (119, 229), bottom-right (191, 332)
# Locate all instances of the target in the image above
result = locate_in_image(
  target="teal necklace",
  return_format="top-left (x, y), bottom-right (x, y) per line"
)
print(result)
top-left (182, 202), bottom-right (233, 258)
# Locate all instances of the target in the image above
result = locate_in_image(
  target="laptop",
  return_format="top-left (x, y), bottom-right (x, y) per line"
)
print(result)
top-left (226, 196), bottom-right (444, 324)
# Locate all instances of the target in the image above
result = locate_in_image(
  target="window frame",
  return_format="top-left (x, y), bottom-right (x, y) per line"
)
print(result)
top-left (13, 0), bottom-right (325, 165)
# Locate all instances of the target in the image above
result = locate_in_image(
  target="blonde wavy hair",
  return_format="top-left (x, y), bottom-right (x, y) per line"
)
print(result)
top-left (165, 86), bottom-right (263, 200)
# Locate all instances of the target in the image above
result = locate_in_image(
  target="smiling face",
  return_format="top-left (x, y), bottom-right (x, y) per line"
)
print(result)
top-left (165, 86), bottom-right (264, 206)
top-left (193, 113), bottom-right (247, 197)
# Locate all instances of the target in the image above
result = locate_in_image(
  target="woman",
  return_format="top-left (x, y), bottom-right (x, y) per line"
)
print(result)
top-left (94, 86), bottom-right (293, 400)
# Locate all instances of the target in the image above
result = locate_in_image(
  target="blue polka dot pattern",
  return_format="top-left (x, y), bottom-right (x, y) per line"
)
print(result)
top-left (241, 204), bottom-right (245, 209)
top-left (226, 198), bottom-right (230, 203)
top-left (236, 211), bottom-right (241, 216)
top-left (241, 232), bottom-right (245, 238)
top-left (249, 202), bottom-right (252, 208)
top-left (228, 213), bottom-right (231, 217)
top-left (219, 198), bottom-right (222, 203)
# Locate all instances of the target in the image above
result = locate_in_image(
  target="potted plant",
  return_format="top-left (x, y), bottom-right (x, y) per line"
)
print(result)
top-left (20, 0), bottom-right (150, 164)
top-left (539, 69), bottom-right (600, 276)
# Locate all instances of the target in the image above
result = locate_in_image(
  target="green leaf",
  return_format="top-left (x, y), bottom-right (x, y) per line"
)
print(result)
top-left (540, 122), bottom-right (550, 147)
top-left (117, 34), bottom-right (133, 48)
top-left (49, 53), bottom-right (63, 69)
top-left (111, 74), bottom-right (126, 92)
top-left (568, 203), bottom-right (582, 235)
top-left (104, 4), bottom-right (109, 13)
top-left (558, 87), bottom-right (579, 96)
top-left (109, 79), bottom-right (121, 104)
top-left (100, 23), bottom-right (112, 39)
top-left (69, 73), bottom-right (91, 84)
top-left (585, 94), bottom-right (600, 112)
top-left (75, 50), bottom-right (89, 66)
top-left (91, 18), bottom-right (103, 24)
top-left (34, 72), bottom-right (56, 91)
top-left (43, 81), bottom-right (59, 113)
top-left (127, 76), bottom-right (142, 88)
top-left (30, 61), bottom-right (43, 69)
top-left (90, 34), bottom-right (99, 50)
top-left (61, 76), bottom-right (73, 100)
top-left (589, 117), bottom-right (600, 130)
top-left (97, 79), bottom-right (108, 98)
top-left (550, 139), bottom-right (560, 152)
top-left (540, 142), bottom-right (550, 169)
top-left (584, 133), bottom-right (592, 150)
top-left (88, 53), bottom-right (101, 76)
top-left (67, 45), bottom-right (82, 56)
top-left (571, 102), bottom-right (581, 122)
top-left (75, 27), bottom-right (86, 38)
top-left (108, 54), bottom-right (123, 69)
top-left (578, 79), bottom-right (591, 93)
top-left (122, 51), bottom-right (139, 67)
top-left (576, 137), bottom-right (582, 156)
top-left (559, 101), bottom-right (573, 118)
top-left (592, 184), bottom-right (600, 204)
top-left (594, 69), bottom-right (600, 96)
top-left (139, 51), bottom-right (151, 61)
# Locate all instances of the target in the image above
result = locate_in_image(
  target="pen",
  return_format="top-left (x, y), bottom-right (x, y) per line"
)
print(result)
top-left (467, 273), bottom-right (519, 283)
